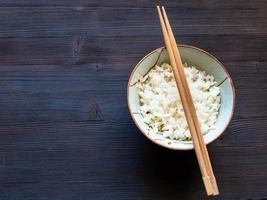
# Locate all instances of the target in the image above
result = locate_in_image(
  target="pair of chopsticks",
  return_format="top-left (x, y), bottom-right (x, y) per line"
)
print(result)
top-left (157, 6), bottom-right (219, 196)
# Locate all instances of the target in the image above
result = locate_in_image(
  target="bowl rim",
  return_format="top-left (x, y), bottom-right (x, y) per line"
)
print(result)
top-left (127, 44), bottom-right (236, 150)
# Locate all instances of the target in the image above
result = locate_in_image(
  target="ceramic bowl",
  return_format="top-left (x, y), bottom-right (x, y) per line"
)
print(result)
top-left (127, 44), bottom-right (235, 150)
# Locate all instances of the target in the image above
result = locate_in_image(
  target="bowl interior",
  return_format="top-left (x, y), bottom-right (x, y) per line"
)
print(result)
top-left (128, 45), bottom-right (235, 150)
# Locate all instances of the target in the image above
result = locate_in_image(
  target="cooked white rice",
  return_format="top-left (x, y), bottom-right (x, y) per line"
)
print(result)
top-left (136, 63), bottom-right (221, 140)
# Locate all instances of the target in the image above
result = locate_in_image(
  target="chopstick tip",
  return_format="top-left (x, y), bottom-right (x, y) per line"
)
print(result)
top-left (156, 5), bottom-right (161, 13)
top-left (161, 6), bottom-right (166, 14)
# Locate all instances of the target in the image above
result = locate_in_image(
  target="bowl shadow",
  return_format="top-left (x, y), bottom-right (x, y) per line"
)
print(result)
top-left (138, 139), bottom-right (201, 199)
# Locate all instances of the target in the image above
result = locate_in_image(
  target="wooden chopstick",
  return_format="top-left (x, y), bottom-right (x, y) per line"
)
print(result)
top-left (156, 6), bottom-right (213, 195)
top-left (157, 6), bottom-right (219, 196)
top-left (160, 6), bottom-right (219, 195)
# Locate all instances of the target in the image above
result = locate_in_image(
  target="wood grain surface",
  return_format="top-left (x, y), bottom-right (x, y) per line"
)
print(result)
top-left (0, 0), bottom-right (266, 199)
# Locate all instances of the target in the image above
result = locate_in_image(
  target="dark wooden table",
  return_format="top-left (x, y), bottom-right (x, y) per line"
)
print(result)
top-left (0, 1), bottom-right (266, 199)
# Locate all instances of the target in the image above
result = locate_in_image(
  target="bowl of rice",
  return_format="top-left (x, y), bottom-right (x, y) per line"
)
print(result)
top-left (127, 45), bottom-right (235, 150)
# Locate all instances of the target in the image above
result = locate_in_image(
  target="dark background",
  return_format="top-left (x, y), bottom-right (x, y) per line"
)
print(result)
top-left (0, 0), bottom-right (266, 199)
